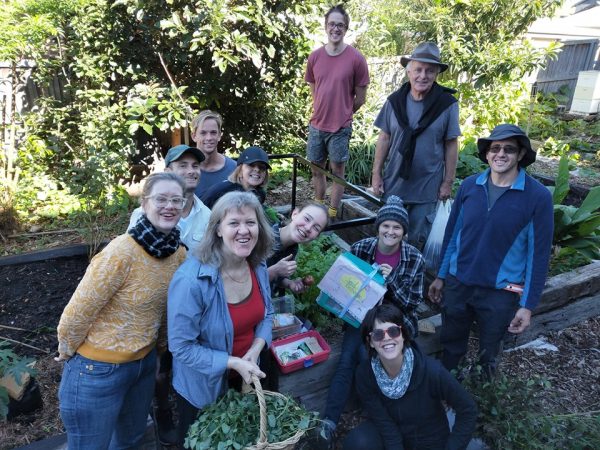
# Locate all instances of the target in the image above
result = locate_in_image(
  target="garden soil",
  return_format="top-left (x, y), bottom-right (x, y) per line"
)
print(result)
top-left (1, 177), bottom-right (599, 449)
top-left (1, 254), bottom-right (599, 449)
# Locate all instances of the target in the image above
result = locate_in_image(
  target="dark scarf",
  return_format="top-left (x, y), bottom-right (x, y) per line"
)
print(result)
top-left (128, 214), bottom-right (182, 258)
top-left (388, 82), bottom-right (457, 179)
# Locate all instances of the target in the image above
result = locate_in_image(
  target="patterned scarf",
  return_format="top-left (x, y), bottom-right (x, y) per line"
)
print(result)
top-left (128, 214), bottom-right (181, 259)
top-left (371, 347), bottom-right (415, 399)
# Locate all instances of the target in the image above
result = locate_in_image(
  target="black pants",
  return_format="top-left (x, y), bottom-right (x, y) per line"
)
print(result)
top-left (175, 391), bottom-right (200, 450)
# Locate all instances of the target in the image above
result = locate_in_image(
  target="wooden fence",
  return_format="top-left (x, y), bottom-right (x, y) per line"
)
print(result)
top-left (535, 39), bottom-right (600, 108)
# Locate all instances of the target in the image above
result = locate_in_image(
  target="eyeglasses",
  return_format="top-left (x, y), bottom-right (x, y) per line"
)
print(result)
top-left (369, 325), bottom-right (402, 342)
top-left (145, 195), bottom-right (186, 210)
top-left (327, 21), bottom-right (347, 30)
top-left (488, 145), bottom-right (520, 155)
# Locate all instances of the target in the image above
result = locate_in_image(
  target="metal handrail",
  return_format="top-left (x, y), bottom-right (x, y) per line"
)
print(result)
top-left (268, 153), bottom-right (383, 231)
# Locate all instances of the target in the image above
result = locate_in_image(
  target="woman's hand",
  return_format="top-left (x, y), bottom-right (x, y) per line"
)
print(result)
top-left (242, 341), bottom-right (264, 365)
top-left (54, 353), bottom-right (70, 362)
top-left (379, 263), bottom-right (393, 279)
top-left (272, 254), bottom-right (297, 278)
top-left (228, 357), bottom-right (265, 384)
top-left (282, 277), bottom-right (306, 293)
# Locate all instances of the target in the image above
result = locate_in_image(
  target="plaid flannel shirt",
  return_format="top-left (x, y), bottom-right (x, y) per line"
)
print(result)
top-left (351, 237), bottom-right (424, 338)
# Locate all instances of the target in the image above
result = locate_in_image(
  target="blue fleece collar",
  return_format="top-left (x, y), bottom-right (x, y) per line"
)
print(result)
top-left (476, 168), bottom-right (526, 191)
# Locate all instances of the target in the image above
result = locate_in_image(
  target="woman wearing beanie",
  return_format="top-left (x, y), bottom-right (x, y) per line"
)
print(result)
top-left (315, 195), bottom-right (425, 449)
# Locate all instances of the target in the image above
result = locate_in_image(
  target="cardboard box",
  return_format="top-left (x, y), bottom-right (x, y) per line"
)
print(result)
top-left (317, 252), bottom-right (386, 327)
top-left (271, 330), bottom-right (330, 374)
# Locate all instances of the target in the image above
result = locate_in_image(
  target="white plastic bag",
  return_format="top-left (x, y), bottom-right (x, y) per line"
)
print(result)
top-left (423, 200), bottom-right (453, 270)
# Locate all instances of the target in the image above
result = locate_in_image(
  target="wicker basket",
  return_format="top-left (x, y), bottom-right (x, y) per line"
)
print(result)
top-left (244, 375), bottom-right (308, 450)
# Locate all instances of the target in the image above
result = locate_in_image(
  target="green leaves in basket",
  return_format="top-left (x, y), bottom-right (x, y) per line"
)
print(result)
top-left (184, 388), bottom-right (318, 450)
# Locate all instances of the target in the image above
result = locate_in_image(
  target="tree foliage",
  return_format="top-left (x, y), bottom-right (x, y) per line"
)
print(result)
top-left (1, 0), bottom-right (327, 216)
top-left (347, 0), bottom-right (562, 142)
top-left (1, 0), bottom-right (569, 224)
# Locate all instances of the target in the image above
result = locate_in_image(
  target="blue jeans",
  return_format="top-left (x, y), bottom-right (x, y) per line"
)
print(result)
top-left (440, 275), bottom-right (519, 375)
top-left (343, 420), bottom-right (384, 450)
top-left (343, 419), bottom-right (450, 450)
top-left (323, 326), bottom-right (367, 424)
top-left (59, 350), bottom-right (157, 450)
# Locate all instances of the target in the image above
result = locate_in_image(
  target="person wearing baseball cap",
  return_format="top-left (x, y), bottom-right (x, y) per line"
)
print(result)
top-left (127, 144), bottom-right (212, 444)
top-left (129, 144), bottom-right (211, 254)
top-left (316, 195), bottom-right (425, 448)
top-left (370, 41), bottom-right (460, 251)
top-left (200, 146), bottom-right (271, 209)
top-left (429, 124), bottom-right (553, 378)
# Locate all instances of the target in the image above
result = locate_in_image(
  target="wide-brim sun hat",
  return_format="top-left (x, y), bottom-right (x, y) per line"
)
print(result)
top-left (477, 124), bottom-right (536, 167)
top-left (400, 42), bottom-right (448, 73)
top-left (237, 146), bottom-right (271, 169)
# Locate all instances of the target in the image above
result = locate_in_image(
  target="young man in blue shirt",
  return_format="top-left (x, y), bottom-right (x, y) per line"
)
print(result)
top-left (429, 124), bottom-right (554, 377)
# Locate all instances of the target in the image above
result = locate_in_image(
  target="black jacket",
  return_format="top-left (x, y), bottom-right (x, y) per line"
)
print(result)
top-left (200, 181), bottom-right (265, 209)
top-left (355, 343), bottom-right (477, 450)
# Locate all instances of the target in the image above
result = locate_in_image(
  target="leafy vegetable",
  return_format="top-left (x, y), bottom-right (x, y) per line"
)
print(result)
top-left (295, 235), bottom-right (341, 326)
top-left (185, 388), bottom-right (318, 450)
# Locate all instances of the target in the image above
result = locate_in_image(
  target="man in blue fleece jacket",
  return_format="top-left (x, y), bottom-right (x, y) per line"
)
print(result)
top-left (428, 124), bottom-right (553, 376)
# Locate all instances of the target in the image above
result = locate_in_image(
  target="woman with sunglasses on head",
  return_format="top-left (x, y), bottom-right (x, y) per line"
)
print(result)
top-left (200, 146), bottom-right (271, 209)
top-left (343, 303), bottom-right (476, 450)
top-left (56, 172), bottom-right (188, 449)
top-left (317, 196), bottom-right (426, 448)
top-left (167, 191), bottom-right (275, 448)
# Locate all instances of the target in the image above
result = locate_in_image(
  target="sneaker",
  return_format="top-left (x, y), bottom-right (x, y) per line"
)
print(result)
top-left (154, 407), bottom-right (178, 446)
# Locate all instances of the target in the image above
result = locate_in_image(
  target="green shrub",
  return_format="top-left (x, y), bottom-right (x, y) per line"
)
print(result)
top-left (456, 138), bottom-right (487, 181)
top-left (549, 155), bottom-right (600, 261)
top-left (0, 342), bottom-right (37, 421)
top-left (463, 367), bottom-right (600, 449)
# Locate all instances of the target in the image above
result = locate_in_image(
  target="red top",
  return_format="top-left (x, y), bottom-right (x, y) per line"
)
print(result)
top-left (375, 247), bottom-right (401, 269)
top-left (305, 45), bottom-right (369, 132)
top-left (228, 267), bottom-right (265, 358)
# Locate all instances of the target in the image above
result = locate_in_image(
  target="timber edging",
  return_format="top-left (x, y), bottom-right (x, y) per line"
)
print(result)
top-left (0, 242), bottom-right (109, 267)
top-left (535, 261), bottom-right (600, 315)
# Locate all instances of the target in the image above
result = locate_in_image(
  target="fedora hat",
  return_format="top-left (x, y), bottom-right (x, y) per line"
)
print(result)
top-left (401, 42), bottom-right (448, 72)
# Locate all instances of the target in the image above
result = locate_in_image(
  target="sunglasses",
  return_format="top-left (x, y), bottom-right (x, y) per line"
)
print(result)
top-left (488, 145), bottom-right (520, 155)
top-left (369, 325), bottom-right (402, 342)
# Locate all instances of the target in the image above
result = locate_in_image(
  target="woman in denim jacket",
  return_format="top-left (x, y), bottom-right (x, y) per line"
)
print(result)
top-left (167, 191), bottom-right (275, 448)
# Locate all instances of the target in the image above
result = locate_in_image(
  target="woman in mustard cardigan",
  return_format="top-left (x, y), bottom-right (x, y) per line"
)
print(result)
top-left (56, 172), bottom-right (188, 449)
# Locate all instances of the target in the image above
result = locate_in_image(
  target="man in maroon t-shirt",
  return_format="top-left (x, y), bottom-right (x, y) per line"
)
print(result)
top-left (305, 4), bottom-right (369, 220)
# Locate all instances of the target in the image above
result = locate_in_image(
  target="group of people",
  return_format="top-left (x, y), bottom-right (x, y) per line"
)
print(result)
top-left (306, 5), bottom-right (553, 450)
top-left (54, 3), bottom-right (554, 450)
top-left (56, 115), bottom-right (330, 447)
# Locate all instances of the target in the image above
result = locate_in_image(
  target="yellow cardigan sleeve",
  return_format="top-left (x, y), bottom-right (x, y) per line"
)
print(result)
top-left (56, 245), bottom-right (132, 358)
